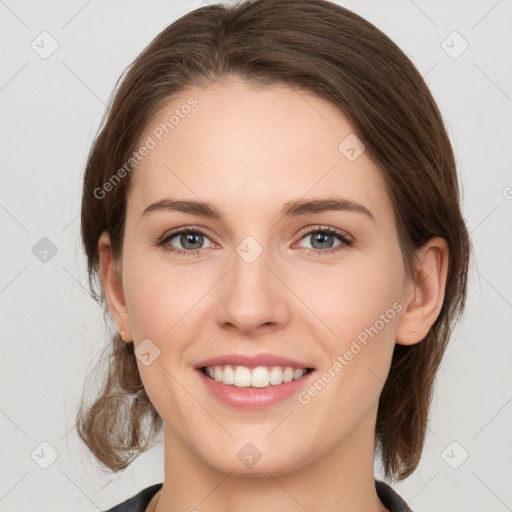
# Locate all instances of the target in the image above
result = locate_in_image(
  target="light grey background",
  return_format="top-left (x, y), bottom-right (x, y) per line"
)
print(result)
top-left (1, 0), bottom-right (511, 511)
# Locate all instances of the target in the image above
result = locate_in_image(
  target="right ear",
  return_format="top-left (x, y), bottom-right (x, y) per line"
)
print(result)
top-left (98, 231), bottom-right (132, 342)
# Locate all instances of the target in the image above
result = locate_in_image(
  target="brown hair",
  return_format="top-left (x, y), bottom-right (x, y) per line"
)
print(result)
top-left (76, 0), bottom-right (471, 481)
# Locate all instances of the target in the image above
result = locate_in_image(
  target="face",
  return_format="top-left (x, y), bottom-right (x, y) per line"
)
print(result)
top-left (111, 80), bottom-right (412, 476)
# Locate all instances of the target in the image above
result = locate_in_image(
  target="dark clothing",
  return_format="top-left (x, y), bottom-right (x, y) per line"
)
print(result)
top-left (104, 479), bottom-right (413, 511)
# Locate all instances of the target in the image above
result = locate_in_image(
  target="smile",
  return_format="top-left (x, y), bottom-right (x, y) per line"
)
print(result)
top-left (201, 365), bottom-right (313, 388)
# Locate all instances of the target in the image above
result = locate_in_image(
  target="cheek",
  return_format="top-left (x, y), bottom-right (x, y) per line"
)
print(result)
top-left (122, 245), bottom-right (205, 338)
top-left (303, 246), bottom-right (404, 388)
top-left (294, 256), bottom-right (403, 430)
top-left (311, 254), bottom-right (402, 334)
top-left (122, 258), bottom-right (167, 338)
top-left (120, 249), bottom-right (205, 418)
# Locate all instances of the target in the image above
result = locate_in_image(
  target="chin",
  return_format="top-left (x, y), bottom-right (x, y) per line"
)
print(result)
top-left (199, 445), bottom-right (310, 478)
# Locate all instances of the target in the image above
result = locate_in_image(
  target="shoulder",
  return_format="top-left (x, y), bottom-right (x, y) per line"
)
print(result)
top-left (103, 483), bottom-right (163, 512)
top-left (375, 479), bottom-right (414, 512)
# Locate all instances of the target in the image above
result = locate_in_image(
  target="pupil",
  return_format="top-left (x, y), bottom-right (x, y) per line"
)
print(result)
top-left (182, 232), bottom-right (202, 249)
top-left (312, 232), bottom-right (333, 249)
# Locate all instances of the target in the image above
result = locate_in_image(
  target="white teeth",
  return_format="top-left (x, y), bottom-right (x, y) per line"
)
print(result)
top-left (233, 366), bottom-right (251, 387)
top-left (251, 367), bottom-right (269, 388)
top-left (293, 368), bottom-right (305, 380)
top-left (203, 365), bottom-right (308, 388)
top-left (223, 365), bottom-right (235, 385)
top-left (283, 367), bottom-right (294, 383)
top-left (269, 366), bottom-right (283, 385)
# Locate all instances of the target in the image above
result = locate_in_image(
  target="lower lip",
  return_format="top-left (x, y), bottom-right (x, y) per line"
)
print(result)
top-left (196, 369), bottom-right (315, 409)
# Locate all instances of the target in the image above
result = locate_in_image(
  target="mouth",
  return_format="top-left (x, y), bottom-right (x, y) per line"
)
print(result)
top-left (200, 365), bottom-right (315, 388)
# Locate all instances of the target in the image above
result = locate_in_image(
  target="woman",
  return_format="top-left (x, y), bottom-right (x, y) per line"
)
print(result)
top-left (76, 1), bottom-right (470, 511)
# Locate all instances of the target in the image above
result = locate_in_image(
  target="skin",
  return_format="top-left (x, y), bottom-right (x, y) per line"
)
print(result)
top-left (99, 79), bottom-right (448, 512)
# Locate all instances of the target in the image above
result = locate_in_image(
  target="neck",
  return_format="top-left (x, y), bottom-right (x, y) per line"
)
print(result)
top-left (157, 403), bottom-right (387, 512)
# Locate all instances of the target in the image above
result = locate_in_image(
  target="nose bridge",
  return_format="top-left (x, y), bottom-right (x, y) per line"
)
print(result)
top-left (216, 233), bottom-right (289, 333)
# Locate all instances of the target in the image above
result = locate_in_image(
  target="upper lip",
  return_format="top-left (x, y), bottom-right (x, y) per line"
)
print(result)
top-left (194, 353), bottom-right (314, 370)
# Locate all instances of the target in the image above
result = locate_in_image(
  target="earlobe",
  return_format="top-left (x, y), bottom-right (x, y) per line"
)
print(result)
top-left (98, 231), bottom-right (132, 342)
top-left (395, 237), bottom-right (449, 346)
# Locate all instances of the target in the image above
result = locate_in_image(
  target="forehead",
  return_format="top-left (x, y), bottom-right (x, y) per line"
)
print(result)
top-left (128, 80), bottom-right (392, 223)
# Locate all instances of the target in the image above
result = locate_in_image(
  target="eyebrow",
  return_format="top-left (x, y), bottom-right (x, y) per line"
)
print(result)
top-left (141, 197), bottom-right (375, 222)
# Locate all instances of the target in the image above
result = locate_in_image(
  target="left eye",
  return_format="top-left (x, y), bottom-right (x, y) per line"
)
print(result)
top-left (295, 227), bottom-right (353, 254)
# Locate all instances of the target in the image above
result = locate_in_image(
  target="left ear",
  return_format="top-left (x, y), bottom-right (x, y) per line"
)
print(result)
top-left (396, 237), bottom-right (449, 345)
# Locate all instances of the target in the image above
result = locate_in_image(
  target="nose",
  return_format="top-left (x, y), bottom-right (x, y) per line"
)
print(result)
top-left (215, 244), bottom-right (291, 337)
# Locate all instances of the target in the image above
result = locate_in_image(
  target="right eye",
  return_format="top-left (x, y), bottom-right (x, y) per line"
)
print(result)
top-left (157, 227), bottom-right (215, 257)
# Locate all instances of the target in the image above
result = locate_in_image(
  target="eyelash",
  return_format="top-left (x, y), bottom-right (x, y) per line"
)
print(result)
top-left (156, 225), bottom-right (353, 258)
